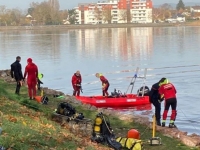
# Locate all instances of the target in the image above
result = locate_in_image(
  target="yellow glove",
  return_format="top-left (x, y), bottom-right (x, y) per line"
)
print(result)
top-left (102, 83), bottom-right (106, 90)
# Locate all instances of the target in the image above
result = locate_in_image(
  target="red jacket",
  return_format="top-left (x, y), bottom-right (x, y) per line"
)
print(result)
top-left (24, 63), bottom-right (38, 83)
top-left (100, 75), bottom-right (109, 85)
top-left (72, 73), bottom-right (82, 86)
top-left (159, 83), bottom-right (176, 100)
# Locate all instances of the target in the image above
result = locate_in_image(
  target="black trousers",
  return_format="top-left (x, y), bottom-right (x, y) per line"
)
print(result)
top-left (37, 79), bottom-right (43, 90)
top-left (163, 98), bottom-right (177, 121)
top-left (152, 99), bottom-right (161, 121)
top-left (15, 81), bottom-right (21, 94)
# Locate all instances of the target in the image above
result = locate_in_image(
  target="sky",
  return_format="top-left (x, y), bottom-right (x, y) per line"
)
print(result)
top-left (0, 0), bottom-right (199, 10)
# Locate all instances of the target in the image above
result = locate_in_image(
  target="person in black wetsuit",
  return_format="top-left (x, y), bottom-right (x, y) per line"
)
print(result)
top-left (10, 56), bottom-right (23, 95)
top-left (149, 82), bottom-right (163, 126)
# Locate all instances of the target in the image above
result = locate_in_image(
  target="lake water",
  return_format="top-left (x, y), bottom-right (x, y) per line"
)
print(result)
top-left (1, 26), bottom-right (200, 134)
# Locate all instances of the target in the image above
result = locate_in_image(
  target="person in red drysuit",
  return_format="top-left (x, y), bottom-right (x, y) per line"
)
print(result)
top-left (95, 73), bottom-right (110, 96)
top-left (24, 58), bottom-right (38, 100)
top-left (71, 71), bottom-right (82, 96)
top-left (159, 77), bottom-right (177, 128)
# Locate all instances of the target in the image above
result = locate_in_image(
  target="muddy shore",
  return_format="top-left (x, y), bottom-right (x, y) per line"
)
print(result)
top-left (0, 69), bottom-right (200, 148)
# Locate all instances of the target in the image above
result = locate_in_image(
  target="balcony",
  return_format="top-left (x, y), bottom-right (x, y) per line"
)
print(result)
top-left (132, 15), bottom-right (146, 18)
top-left (112, 17), bottom-right (118, 20)
top-left (112, 5), bottom-right (118, 9)
top-left (112, 11), bottom-right (118, 13)
top-left (132, 1), bottom-right (146, 4)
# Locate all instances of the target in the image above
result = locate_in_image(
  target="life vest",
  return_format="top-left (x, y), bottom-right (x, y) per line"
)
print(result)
top-left (116, 137), bottom-right (143, 150)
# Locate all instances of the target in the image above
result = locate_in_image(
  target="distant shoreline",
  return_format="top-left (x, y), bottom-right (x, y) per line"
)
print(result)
top-left (0, 22), bottom-right (199, 31)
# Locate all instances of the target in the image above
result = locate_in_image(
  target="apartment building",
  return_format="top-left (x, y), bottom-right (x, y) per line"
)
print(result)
top-left (75, 0), bottom-right (152, 24)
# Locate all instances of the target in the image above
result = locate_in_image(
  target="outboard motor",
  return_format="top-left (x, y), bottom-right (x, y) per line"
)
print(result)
top-left (111, 89), bottom-right (120, 97)
top-left (137, 86), bottom-right (150, 96)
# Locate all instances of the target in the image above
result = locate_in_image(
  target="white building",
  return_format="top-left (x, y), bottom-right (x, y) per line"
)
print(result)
top-left (75, 0), bottom-right (153, 24)
top-left (131, 0), bottom-right (152, 23)
top-left (190, 6), bottom-right (200, 13)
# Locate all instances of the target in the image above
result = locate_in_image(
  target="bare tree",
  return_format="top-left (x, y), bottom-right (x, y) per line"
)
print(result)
top-left (161, 3), bottom-right (173, 10)
top-left (60, 10), bottom-right (68, 20)
top-left (48, 0), bottom-right (60, 11)
top-left (102, 7), bottom-right (112, 24)
top-left (10, 8), bottom-right (23, 25)
top-left (30, 1), bottom-right (61, 25)
top-left (160, 3), bottom-right (172, 20)
top-left (119, 9), bottom-right (127, 23)
top-left (152, 7), bottom-right (162, 21)
top-left (0, 5), bottom-right (8, 26)
top-left (94, 7), bottom-right (102, 23)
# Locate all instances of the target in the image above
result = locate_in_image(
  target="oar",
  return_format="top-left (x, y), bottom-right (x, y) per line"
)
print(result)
top-left (125, 67), bottom-right (139, 94)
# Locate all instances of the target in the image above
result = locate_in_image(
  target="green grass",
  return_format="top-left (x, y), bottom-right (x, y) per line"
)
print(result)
top-left (0, 79), bottom-right (199, 150)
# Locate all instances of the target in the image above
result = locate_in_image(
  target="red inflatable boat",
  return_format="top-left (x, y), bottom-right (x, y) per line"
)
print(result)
top-left (75, 94), bottom-right (151, 109)
top-left (76, 68), bottom-right (151, 110)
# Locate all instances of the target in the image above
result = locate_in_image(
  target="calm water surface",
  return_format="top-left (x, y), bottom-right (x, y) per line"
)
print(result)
top-left (1, 27), bottom-right (200, 134)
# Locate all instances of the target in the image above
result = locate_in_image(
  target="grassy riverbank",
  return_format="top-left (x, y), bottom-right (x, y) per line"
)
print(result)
top-left (0, 79), bottom-right (198, 150)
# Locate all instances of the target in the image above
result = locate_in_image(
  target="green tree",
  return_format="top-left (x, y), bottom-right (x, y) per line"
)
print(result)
top-left (176, 0), bottom-right (185, 11)
top-left (28, 8), bottom-right (34, 15)
top-left (68, 9), bottom-right (77, 24)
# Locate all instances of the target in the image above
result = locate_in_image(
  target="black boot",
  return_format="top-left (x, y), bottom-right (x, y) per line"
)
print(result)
top-left (15, 81), bottom-right (21, 95)
top-left (73, 91), bottom-right (76, 96)
top-left (156, 120), bottom-right (161, 126)
top-left (169, 123), bottom-right (177, 128)
top-left (161, 122), bottom-right (165, 127)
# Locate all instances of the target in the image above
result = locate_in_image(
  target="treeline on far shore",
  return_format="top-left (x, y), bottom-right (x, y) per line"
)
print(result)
top-left (0, 0), bottom-right (200, 27)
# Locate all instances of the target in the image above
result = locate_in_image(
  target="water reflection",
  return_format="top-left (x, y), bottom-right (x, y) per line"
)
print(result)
top-left (73, 28), bottom-right (153, 61)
